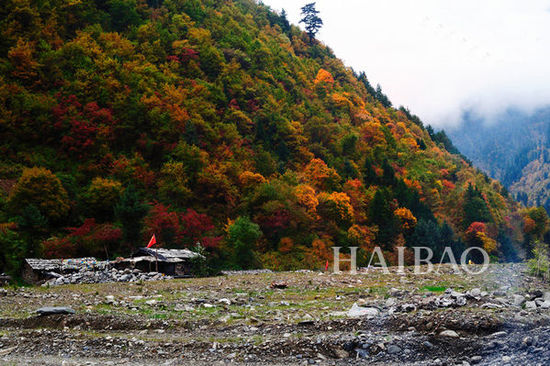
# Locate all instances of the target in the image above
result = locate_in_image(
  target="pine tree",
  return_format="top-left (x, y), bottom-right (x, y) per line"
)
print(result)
top-left (369, 188), bottom-right (398, 249)
top-left (299, 3), bottom-right (323, 42)
top-left (280, 9), bottom-right (291, 35)
top-left (15, 204), bottom-right (48, 257)
top-left (463, 184), bottom-right (491, 227)
top-left (362, 157), bottom-right (377, 185)
top-left (375, 84), bottom-right (392, 108)
top-left (358, 72), bottom-right (377, 97)
top-left (381, 160), bottom-right (396, 186)
top-left (115, 185), bottom-right (149, 246)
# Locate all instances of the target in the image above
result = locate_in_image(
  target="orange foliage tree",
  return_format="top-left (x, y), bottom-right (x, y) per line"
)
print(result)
top-left (303, 158), bottom-right (341, 191)
top-left (394, 207), bottom-right (417, 231)
top-left (317, 192), bottom-right (354, 227)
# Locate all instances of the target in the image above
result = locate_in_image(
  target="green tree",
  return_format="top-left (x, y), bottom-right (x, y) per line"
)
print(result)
top-left (8, 167), bottom-right (70, 224)
top-left (341, 133), bottom-right (358, 156)
top-left (227, 216), bottom-right (262, 269)
top-left (107, 0), bottom-right (142, 32)
top-left (527, 241), bottom-right (550, 280)
top-left (83, 177), bottom-right (123, 221)
top-left (0, 229), bottom-right (26, 276)
top-left (463, 184), bottom-right (491, 227)
top-left (299, 3), bottom-right (323, 42)
top-left (375, 84), bottom-right (392, 108)
top-left (369, 188), bottom-right (398, 249)
top-left (381, 160), bottom-right (396, 186)
top-left (527, 206), bottom-right (549, 240)
top-left (115, 185), bottom-right (149, 245)
top-left (362, 157), bottom-right (377, 185)
top-left (279, 9), bottom-right (291, 35)
top-left (15, 204), bottom-right (48, 258)
top-left (407, 219), bottom-right (439, 253)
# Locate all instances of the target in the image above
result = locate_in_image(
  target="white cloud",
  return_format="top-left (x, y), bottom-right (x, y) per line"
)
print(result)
top-left (261, 0), bottom-right (550, 127)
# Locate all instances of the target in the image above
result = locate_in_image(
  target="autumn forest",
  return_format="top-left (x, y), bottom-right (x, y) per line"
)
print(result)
top-left (0, 0), bottom-right (546, 276)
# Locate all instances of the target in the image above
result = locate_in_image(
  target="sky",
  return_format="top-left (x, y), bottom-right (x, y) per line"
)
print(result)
top-left (262, 0), bottom-right (550, 128)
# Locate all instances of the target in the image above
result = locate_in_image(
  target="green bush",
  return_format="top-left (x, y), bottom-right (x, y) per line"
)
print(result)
top-left (527, 241), bottom-right (550, 280)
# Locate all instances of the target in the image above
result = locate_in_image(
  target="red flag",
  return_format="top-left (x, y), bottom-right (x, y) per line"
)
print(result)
top-left (147, 234), bottom-right (157, 248)
top-left (325, 260), bottom-right (329, 271)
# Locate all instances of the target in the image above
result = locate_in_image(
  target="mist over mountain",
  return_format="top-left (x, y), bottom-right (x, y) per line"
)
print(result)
top-left (449, 106), bottom-right (550, 210)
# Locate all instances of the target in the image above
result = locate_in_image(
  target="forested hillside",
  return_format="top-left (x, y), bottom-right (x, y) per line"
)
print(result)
top-left (0, 0), bottom-right (535, 275)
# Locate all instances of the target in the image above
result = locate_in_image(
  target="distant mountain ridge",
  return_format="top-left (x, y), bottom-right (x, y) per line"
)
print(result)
top-left (449, 107), bottom-right (550, 210)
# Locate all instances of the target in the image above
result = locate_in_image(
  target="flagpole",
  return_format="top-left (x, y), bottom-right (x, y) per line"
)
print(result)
top-left (147, 234), bottom-right (158, 273)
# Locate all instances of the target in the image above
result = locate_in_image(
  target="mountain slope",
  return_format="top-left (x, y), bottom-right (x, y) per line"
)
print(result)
top-left (0, 0), bottom-right (528, 273)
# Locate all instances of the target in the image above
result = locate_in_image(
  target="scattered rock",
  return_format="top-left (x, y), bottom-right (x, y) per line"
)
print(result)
top-left (36, 307), bottom-right (76, 316)
top-left (525, 301), bottom-right (537, 310)
top-left (439, 330), bottom-right (459, 338)
top-left (401, 303), bottom-right (417, 312)
top-left (385, 298), bottom-right (396, 307)
top-left (470, 355), bottom-right (482, 364)
top-left (387, 345), bottom-right (401, 354)
top-left (174, 304), bottom-right (195, 312)
top-left (422, 341), bottom-right (434, 349)
top-left (270, 281), bottom-right (288, 289)
top-left (0, 346), bottom-right (17, 356)
top-left (468, 288), bottom-right (481, 298)
top-left (513, 295), bottom-right (526, 306)
top-left (347, 303), bottom-right (379, 318)
top-left (218, 298), bottom-right (231, 305)
top-left (332, 348), bottom-right (349, 359)
top-left (455, 296), bottom-right (467, 306)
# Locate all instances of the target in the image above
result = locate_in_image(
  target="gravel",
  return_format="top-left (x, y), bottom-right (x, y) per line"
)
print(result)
top-left (2, 263), bottom-right (550, 365)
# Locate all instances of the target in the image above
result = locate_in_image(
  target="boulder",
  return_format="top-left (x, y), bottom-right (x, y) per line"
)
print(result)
top-left (347, 303), bottom-right (379, 318)
top-left (36, 307), bottom-right (75, 316)
top-left (512, 295), bottom-right (526, 306)
top-left (439, 330), bottom-right (459, 338)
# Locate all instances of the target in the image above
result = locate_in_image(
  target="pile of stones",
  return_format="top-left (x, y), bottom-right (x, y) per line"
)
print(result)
top-left (42, 267), bottom-right (172, 286)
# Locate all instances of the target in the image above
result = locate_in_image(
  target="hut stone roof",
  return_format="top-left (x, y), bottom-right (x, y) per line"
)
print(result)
top-left (135, 247), bottom-right (202, 260)
top-left (25, 257), bottom-right (107, 272)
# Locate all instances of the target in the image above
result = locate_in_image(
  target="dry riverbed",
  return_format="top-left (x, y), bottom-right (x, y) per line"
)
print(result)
top-left (1, 263), bottom-right (550, 365)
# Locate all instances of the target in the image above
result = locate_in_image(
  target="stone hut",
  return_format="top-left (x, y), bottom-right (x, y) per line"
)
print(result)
top-left (114, 247), bottom-right (202, 277)
top-left (22, 257), bottom-right (106, 284)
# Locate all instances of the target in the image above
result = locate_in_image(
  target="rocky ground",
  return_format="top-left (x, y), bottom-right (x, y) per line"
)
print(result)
top-left (1, 263), bottom-right (550, 365)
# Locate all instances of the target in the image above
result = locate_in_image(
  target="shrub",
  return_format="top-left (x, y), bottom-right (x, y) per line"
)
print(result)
top-left (227, 216), bottom-right (262, 269)
top-left (527, 241), bottom-right (550, 280)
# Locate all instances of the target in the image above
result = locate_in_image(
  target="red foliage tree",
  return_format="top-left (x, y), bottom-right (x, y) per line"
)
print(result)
top-left (143, 203), bottom-right (220, 249)
top-left (43, 219), bottom-right (122, 258)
